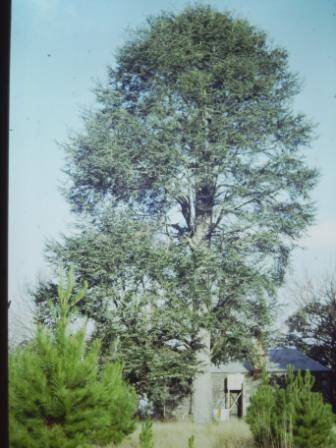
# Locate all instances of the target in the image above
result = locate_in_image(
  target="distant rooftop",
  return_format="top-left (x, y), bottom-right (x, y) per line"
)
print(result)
top-left (210, 348), bottom-right (330, 374)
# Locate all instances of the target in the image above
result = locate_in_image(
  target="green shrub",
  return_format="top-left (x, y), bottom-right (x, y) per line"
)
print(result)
top-left (246, 381), bottom-right (280, 447)
top-left (247, 368), bottom-right (334, 448)
top-left (187, 434), bottom-right (195, 448)
top-left (288, 370), bottom-right (334, 448)
top-left (9, 273), bottom-right (136, 448)
top-left (139, 420), bottom-right (154, 448)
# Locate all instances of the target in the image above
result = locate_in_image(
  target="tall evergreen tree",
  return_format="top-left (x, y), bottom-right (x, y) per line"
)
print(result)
top-left (36, 5), bottom-right (317, 420)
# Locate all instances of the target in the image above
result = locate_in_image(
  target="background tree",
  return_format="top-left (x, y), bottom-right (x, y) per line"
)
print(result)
top-left (35, 5), bottom-right (318, 418)
top-left (286, 269), bottom-right (336, 410)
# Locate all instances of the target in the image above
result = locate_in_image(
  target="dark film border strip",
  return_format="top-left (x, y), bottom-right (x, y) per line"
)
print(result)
top-left (0, 1), bottom-right (11, 447)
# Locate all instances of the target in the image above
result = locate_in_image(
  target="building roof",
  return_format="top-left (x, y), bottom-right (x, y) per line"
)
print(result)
top-left (210, 348), bottom-right (330, 374)
top-left (211, 360), bottom-right (251, 374)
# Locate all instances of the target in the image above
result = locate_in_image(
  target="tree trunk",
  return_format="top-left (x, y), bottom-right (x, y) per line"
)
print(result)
top-left (191, 328), bottom-right (212, 423)
top-left (190, 109), bottom-right (215, 423)
top-left (190, 186), bottom-right (213, 423)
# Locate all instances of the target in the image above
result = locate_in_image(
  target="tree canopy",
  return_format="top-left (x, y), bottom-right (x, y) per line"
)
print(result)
top-left (63, 5), bottom-right (317, 300)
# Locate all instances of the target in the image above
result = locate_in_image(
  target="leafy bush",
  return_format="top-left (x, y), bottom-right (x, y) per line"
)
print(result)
top-left (247, 369), bottom-right (334, 448)
top-left (9, 273), bottom-right (136, 448)
top-left (139, 420), bottom-right (154, 448)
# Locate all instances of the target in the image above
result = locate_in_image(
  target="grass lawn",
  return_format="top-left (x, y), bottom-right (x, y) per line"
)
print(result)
top-left (111, 419), bottom-right (255, 448)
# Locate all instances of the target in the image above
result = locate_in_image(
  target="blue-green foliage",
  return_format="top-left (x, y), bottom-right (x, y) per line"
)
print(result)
top-left (9, 273), bottom-right (136, 448)
top-left (34, 3), bottom-right (319, 421)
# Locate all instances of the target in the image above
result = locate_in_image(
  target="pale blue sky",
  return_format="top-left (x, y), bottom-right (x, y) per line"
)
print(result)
top-left (9, 0), bottom-right (336, 333)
